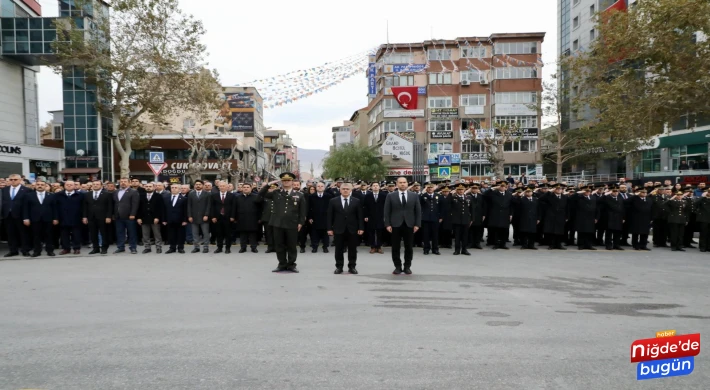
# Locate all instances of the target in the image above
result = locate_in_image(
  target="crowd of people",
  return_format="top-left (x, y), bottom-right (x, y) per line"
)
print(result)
top-left (1, 173), bottom-right (708, 275)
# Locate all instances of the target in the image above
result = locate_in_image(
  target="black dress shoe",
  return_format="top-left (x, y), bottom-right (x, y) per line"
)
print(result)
top-left (613, 247), bottom-right (624, 250)
top-left (299, 247), bottom-right (305, 253)
top-left (130, 249), bottom-right (137, 254)
top-left (473, 245), bottom-right (483, 250)
top-left (191, 248), bottom-right (200, 253)
top-left (265, 249), bottom-right (274, 253)
top-left (142, 249), bottom-right (152, 254)
top-left (3, 252), bottom-right (19, 258)
top-left (453, 251), bottom-right (460, 255)
top-left (423, 250), bottom-right (429, 255)
top-left (156, 248), bottom-right (162, 254)
top-left (114, 248), bottom-right (125, 254)
top-left (499, 246), bottom-right (509, 250)
top-left (685, 244), bottom-right (696, 249)
top-left (47, 252), bottom-right (55, 256)
top-left (22, 252), bottom-right (30, 257)
top-left (322, 247), bottom-right (329, 253)
top-left (88, 249), bottom-right (100, 255)
top-left (202, 248), bottom-right (209, 254)
top-left (586, 247), bottom-right (597, 250)
top-left (312, 248), bottom-right (318, 253)
top-left (225, 248), bottom-right (231, 254)
top-left (334, 268), bottom-right (343, 274)
top-left (165, 249), bottom-right (176, 254)
top-left (349, 268), bottom-right (358, 274)
top-left (239, 248), bottom-right (247, 253)
top-left (31, 253), bottom-right (40, 258)
top-left (462, 250), bottom-right (471, 255)
top-left (251, 248), bottom-right (258, 253)
top-left (556, 246), bottom-right (567, 250)
top-left (178, 249), bottom-right (185, 253)
top-left (288, 266), bottom-right (299, 273)
top-left (100, 249), bottom-right (107, 254)
top-left (678, 248), bottom-right (686, 252)
top-left (403, 268), bottom-right (412, 275)
top-left (272, 267), bottom-right (287, 272)
top-left (214, 248), bottom-right (223, 254)
top-left (432, 250), bottom-right (440, 255)
top-left (641, 247), bottom-right (651, 251)
top-left (392, 268), bottom-right (403, 275)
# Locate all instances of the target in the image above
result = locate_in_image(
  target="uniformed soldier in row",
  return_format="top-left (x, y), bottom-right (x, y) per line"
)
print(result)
top-left (449, 183), bottom-right (472, 255)
top-left (419, 182), bottom-right (442, 255)
top-left (260, 172), bottom-right (308, 272)
top-left (515, 187), bottom-right (540, 250)
top-left (664, 190), bottom-right (690, 252)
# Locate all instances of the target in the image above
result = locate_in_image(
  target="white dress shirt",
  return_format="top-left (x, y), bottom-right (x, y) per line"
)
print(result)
top-left (341, 196), bottom-right (351, 208)
top-left (398, 190), bottom-right (407, 202)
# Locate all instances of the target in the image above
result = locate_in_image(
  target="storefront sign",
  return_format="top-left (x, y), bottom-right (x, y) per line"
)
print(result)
top-left (429, 108), bottom-right (458, 118)
top-left (161, 162), bottom-right (233, 175)
top-left (508, 128), bottom-right (539, 139)
top-left (65, 156), bottom-right (98, 162)
top-left (464, 106), bottom-right (484, 115)
top-left (0, 145), bottom-right (22, 154)
top-left (380, 134), bottom-right (413, 163)
top-left (451, 153), bottom-right (461, 164)
top-left (384, 109), bottom-right (424, 118)
top-left (461, 152), bottom-right (490, 163)
top-left (494, 103), bottom-right (537, 116)
top-left (34, 161), bottom-right (53, 168)
top-left (430, 131), bottom-right (453, 139)
top-left (386, 168), bottom-right (426, 176)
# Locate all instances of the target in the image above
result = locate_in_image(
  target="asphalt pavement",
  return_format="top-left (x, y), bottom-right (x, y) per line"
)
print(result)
top-left (1, 243), bottom-right (709, 390)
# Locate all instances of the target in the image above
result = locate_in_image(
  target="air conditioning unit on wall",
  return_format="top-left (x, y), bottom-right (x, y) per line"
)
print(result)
top-left (461, 80), bottom-right (470, 86)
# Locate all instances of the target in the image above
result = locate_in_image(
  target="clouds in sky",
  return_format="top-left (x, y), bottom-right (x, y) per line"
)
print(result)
top-left (36, 0), bottom-right (558, 150)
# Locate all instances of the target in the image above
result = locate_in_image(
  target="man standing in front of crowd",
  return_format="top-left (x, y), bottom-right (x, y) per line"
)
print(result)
top-left (22, 180), bottom-right (58, 257)
top-left (164, 183), bottom-right (188, 254)
top-left (2, 174), bottom-right (31, 257)
top-left (364, 182), bottom-right (386, 254)
top-left (327, 182), bottom-right (364, 274)
top-left (211, 181), bottom-right (235, 254)
top-left (308, 181), bottom-right (331, 253)
top-left (384, 177), bottom-right (421, 275)
top-left (113, 177), bottom-right (140, 254)
top-left (487, 181), bottom-right (514, 250)
top-left (137, 182), bottom-right (165, 254)
top-left (57, 180), bottom-right (84, 255)
top-left (260, 172), bottom-right (307, 273)
top-left (187, 180), bottom-right (211, 254)
top-left (83, 180), bottom-right (113, 255)
top-left (450, 183), bottom-right (472, 255)
top-left (419, 182), bottom-right (442, 255)
top-left (234, 182), bottom-right (261, 253)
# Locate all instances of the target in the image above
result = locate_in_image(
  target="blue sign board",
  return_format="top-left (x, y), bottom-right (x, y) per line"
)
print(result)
top-left (427, 158), bottom-right (436, 165)
top-left (451, 153), bottom-right (461, 164)
top-left (418, 87), bottom-right (426, 95)
top-left (438, 155), bottom-right (451, 166)
top-left (368, 63), bottom-right (377, 95)
top-left (393, 64), bottom-right (427, 73)
top-left (149, 152), bottom-right (164, 164)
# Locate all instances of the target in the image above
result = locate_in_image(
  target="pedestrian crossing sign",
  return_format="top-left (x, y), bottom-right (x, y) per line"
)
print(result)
top-left (149, 151), bottom-right (164, 163)
top-left (438, 155), bottom-right (451, 166)
top-left (438, 167), bottom-right (451, 178)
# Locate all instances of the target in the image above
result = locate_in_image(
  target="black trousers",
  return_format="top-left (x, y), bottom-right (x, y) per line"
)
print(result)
top-left (5, 216), bottom-right (29, 254)
top-left (334, 230), bottom-right (358, 269)
top-left (669, 223), bottom-right (685, 250)
top-left (390, 223), bottom-right (414, 269)
top-left (596, 226), bottom-right (606, 245)
top-left (699, 222), bottom-right (710, 251)
top-left (167, 222), bottom-right (185, 250)
top-left (31, 221), bottom-right (54, 254)
top-left (577, 232), bottom-right (595, 249)
top-left (521, 231), bottom-right (536, 249)
top-left (298, 224), bottom-right (309, 248)
top-left (652, 219), bottom-right (667, 246)
top-left (265, 225), bottom-right (275, 250)
top-left (632, 233), bottom-right (649, 249)
top-left (548, 233), bottom-right (564, 249)
top-left (469, 225), bottom-right (483, 248)
top-left (88, 217), bottom-right (109, 250)
top-left (310, 228), bottom-right (330, 249)
top-left (453, 224), bottom-right (469, 252)
top-left (60, 225), bottom-right (82, 250)
top-left (274, 226), bottom-right (298, 267)
top-left (683, 221), bottom-right (696, 246)
top-left (368, 228), bottom-right (383, 249)
top-left (492, 227), bottom-right (509, 247)
top-left (605, 229), bottom-right (621, 249)
top-left (213, 216), bottom-right (233, 249)
top-left (239, 231), bottom-right (257, 249)
top-left (421, 220), bottom-right (439, 251)
top-left (439, 228), bottom-right (452, 248)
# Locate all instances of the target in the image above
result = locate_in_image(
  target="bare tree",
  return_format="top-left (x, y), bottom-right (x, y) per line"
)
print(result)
top-left (183, 135), bottom-right (212, 182)
top-left (211, 143), bottom-right (241, 183)
top-left (468, 124), bottom-right (521, 180)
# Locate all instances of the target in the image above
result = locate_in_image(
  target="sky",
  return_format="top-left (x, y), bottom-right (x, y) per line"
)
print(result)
top-left (36, 0), bottom-right (559, 150)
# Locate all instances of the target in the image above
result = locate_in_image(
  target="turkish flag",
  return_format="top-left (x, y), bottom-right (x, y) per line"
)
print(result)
top-left (391, 86), bottom-right (419, 110)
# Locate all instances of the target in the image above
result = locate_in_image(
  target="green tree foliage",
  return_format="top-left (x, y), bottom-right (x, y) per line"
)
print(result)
top-left (322, 144), bottom-right (388, 181)
top-left (564, 0), bottom-right (710, 152)
top-left (50, 0), bottom-right (222, 177)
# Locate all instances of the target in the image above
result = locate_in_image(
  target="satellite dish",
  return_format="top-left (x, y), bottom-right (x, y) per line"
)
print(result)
top-left (76, 149), bottom-right (85, 156)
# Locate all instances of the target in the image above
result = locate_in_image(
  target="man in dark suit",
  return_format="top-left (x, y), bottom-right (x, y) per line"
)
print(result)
top-left (2, 174), bottom-right (32, 257)
top-left (164, 183), bottom-right (188, 253)
top-left (22, 180), bottom-right (58, 257)
top-left (137, 182), bottom-right (165, 254)
top-left (234, 182), bottom-right (261, 253)
top-left (419, 182), bottom-right (443, 255)
top-left (327, 182), bottom-right (364, 274)
top-left (211, 182), bottom-right (235, 254)
top-left (113, 177), bottom-right (140, 254)
top-left (383, 177), bottom-right (422, 275)
top-left (364, 182), bottom-right (386, 254)
top-left (516, 187), bottom-right (541, 250)
top-left (486, 181), bottom-right (514, 250)
top-left (56, 181), bottom-right (85, 255)
top-left (83, 180), bottom-right (114, 254)
top-left (308, 181), bottom-right (331, 253)
top-left (187, 180), bottom-right (211, 254)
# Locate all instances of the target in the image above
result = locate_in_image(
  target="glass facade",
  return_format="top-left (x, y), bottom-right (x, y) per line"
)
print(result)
top-left (0, 17), bottom-right (56, 55)
top-left (63, 66), bottom-right (102, 169)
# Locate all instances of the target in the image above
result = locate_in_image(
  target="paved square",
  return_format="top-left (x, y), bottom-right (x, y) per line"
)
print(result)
top-left (1, 246), bottom-right (709, 389)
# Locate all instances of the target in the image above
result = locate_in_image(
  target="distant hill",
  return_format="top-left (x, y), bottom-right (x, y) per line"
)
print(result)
top-left (297, 148), bottom-right (328, 177)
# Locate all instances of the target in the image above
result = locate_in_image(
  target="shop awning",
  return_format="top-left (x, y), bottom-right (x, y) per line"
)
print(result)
top-left (656, 130), bottom-right (710, 148)
top-left (59, 168), bottom-right (101, 174)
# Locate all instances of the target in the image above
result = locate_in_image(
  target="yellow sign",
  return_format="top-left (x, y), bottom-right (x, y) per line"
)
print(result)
top-left (169, 177), bottom-right (180, 183)
top-left (451, 166), bottom-right (460, 173)
top-left (656, 330), bottom-right (676, 338)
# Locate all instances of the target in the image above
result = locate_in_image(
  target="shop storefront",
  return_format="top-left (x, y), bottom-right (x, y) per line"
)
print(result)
top-left (0, 142), bottom-right (64, 181)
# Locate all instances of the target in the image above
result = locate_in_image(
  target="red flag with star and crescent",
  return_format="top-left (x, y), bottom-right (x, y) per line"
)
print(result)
top-left (391, 86), bottom-right (419, 110)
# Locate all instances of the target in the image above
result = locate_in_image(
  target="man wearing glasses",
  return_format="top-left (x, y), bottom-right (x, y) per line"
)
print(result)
top-left (1, 174), bottom-right (31, 257)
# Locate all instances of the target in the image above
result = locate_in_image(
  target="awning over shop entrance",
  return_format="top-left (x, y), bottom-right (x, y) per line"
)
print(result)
top-left (59, 168), bottom-right (101, 174)
top-left (656, 130), bottom-right (710, 148)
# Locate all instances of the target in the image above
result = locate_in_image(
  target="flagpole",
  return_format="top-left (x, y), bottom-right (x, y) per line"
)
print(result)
top-left (386, 20), bottom-right (389, 44)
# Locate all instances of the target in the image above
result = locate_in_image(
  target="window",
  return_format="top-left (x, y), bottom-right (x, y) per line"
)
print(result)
top-left (590, 4), bottom-right (595, 16)
top-left (494, 42), bottom-right (537, 55)
top-left (460, 95), bottom-right (486, 106)
top-left (573, 16), bottom-right (579, 29)
top-left (52, 125), bottom-right (63, 140)
top-left (428, 97), bottom-right (453, 108)
top-left (590, 29), bottom-right (595, 41)
top-left (383, 52), bottom-right (414, 64)
top-left (383, 121), bottom-right (413, 132)
top-left (383, 99), bottom-right (399, 110)
top-left (429, 143), bottom-right (453, 154)
top-left (573, 0), bottom-right (580, 4)
top-left (638, 149), bottom-right (661, 173)
top-left (572, 86), bottom-right (579, 96)
top-left (460, 70), bottom-right (481, 82)
top-left (462, 119), bottom-right (482, 130)
top-left (384, 75), bottom-right (415, 87)
top-left (183, 119), bottom-right (195, 129)
top-left (494, 116), bottom-right (538, 128)
top-left (573, 39), bottom-right (579, 51)
top-left (461, 46), bottom-right (486, 58)
top-left (428, 73), bottom-right (452, 85)
top-left (427, 49), bottom-right (451, 60)
top-left (494, 67), bottom-right (537, 79)
top-left (503, 140), bottom-right (537, 152)
top-left (462, 141), bottom-right (485, 153)
top-left (428, 121), bottom-right (453, 131)
top-left (495, 92), bottom-right (536, 104)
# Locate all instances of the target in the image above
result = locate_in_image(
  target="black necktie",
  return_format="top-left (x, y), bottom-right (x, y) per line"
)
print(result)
top-left (401, 192), bottom-right (406, 207)
top-left (344, 198), bottom-right (349, 208)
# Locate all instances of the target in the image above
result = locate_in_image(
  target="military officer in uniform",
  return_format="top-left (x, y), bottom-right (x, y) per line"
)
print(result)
top-left (260, 172), bottom-right (308, 272)
top-left (419, 182), bottom-right (442, 255)
top-left (449, 183), bottom-right (473, 255)
top-left (258, 183), bottom-right (277, 253)
top-left (664, 190), bottom-right (689, 251)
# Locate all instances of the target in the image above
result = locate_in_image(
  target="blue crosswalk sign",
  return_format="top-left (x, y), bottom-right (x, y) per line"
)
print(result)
top-left (149, 152), bottom-right (164, 163)
top-left (438, 167), bottom-right (450, 178)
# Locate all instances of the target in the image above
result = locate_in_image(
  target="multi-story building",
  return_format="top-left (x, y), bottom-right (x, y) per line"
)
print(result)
top-left (366, 33), bottom-right (545, 182)
top-left (0, 0), bottom-right (64, 180)
top-left (263, 129), bottom-right (298, 179)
